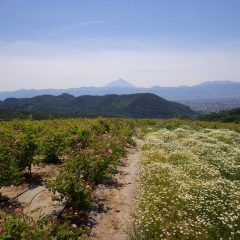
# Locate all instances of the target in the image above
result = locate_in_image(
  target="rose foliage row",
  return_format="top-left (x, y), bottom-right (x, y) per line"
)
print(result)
top-left (0, 118), bottom-right (136, 239)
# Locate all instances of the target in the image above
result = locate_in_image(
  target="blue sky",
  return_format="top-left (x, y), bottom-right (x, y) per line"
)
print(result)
top-left (0, 0), bottom-right (240, 90)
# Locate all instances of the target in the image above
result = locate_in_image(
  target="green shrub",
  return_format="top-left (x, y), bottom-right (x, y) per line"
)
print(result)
top-left (0, 210), bottom-right (82, 240)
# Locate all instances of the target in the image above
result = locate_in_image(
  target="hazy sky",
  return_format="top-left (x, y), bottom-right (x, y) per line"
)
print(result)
top-left (0, 0), bottom-right (240, 90)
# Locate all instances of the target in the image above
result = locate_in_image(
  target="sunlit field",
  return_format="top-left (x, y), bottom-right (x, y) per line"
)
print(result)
top-left (1, 118), bottom-right (240, 239)
top-left (133, 125), bottom-right (240, 239)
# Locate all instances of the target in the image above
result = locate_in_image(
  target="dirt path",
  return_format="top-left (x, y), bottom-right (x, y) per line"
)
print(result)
top-left (89, 139), bottom-right (142, 240)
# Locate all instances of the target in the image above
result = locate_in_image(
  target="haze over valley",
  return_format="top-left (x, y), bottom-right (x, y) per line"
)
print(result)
top-left (1, 79), bottom-right (240, 112)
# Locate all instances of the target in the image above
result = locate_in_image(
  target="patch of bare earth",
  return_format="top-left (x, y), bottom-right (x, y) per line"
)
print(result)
top-left (0, 164), bottom-right (65, 220)
top-left (89, 139), bottom-right (142, 240)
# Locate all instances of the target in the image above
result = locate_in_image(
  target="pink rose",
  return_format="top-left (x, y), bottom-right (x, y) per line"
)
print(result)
top-left (76, 142), bottom-right (82, 148)
top-left (14, 208), bottom-right (22, 213)
top-left (0, 227), bottom-right (5, 234)
top-left (71, 224), bottom-right (77, 228)
top-left (107, 149), bottom-right (113, 154)
top-left (95, 154), bottom-right (101, 158)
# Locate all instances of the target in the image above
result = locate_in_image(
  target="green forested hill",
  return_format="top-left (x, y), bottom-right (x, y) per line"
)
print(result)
top-left (198, 108), bottom-right (240, 122)
top-left (0, 93), bottom-right (195, 119)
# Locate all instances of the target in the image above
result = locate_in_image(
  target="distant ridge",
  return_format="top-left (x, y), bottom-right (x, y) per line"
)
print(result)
top-left (0, 93), bottom-right (194, 118)
top-left (197, 80), bottom-right (240, 86)
top-left (1, 80), bottom-right (240, 102)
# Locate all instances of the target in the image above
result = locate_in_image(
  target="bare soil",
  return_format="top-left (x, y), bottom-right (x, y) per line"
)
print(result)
top-left (0, 164), bottom-right (64, 220)
top-left (89, 139), bottom-right (142, 240)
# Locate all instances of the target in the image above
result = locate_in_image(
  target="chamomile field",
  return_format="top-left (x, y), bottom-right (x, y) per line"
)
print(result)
top-left (133, 124), bottom-right (240, 240)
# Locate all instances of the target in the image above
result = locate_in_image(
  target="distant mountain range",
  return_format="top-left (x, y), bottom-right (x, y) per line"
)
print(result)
top-left (1, 79), bottom-right (240, 101)
top-left (0, 93), bottom-right (194, 119)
